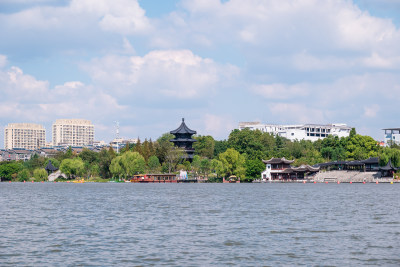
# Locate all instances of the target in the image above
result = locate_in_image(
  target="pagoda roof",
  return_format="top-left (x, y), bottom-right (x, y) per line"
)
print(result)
top-left (45, 161), bottom-right (58, 172)
top-left (262, 157), bottom-right (294, 164)
top-left (361, 157), bottom-right (379, 164)
top-left (291, 165), bottom-right (320, 172)
top-left (379, 159), bottom-right (398, 171)
top-left (170, 118), bottom-right (196, 135)
top-left (170, 138), bottom-right (197, 142)
top-left (281, 165), bottom-right (320, 173)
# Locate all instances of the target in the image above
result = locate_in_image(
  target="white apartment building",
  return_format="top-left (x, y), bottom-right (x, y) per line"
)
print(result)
top-left (4, 123), bottom-right (46, 150)
top-left (383, 128), bottom-right (400, 146)
top-left (52, 119), bottom-right (94, 147)
top-left (238, 122), bottom-right (351, 141)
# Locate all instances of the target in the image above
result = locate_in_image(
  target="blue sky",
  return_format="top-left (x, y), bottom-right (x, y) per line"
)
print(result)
top-left (0, 0), bottom-right (400, 146)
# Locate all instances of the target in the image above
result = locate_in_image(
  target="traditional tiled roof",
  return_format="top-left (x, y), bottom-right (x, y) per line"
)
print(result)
top-left (170, 118), bottom-right (196, 135)
top-left (169, 138), bottom-right (197, 142)
top-left (361, 157), bottom-right (379, 164)
top-left (291, 165), bottom-right (320, 172)
top-left (379, 159), bottom-right (398, 171)
top-left (262, 157), bottom-right (295, 164)
top-left (45, 161), bottom-right (58, 172)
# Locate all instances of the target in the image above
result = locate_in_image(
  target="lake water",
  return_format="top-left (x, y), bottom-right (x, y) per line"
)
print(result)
top-left (1, 183), bottom-right (400, 266)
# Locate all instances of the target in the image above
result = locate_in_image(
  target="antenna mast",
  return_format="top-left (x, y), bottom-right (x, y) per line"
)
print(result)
top-left (116, 121), bottom-right (120, 153)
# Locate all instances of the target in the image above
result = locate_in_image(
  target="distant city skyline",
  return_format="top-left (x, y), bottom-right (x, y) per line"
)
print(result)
top-left (1, 0), bottom-right (399, 147)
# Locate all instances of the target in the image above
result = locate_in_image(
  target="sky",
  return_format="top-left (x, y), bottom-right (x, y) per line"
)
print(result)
top-left (0, 0), bottom-right (400, 146)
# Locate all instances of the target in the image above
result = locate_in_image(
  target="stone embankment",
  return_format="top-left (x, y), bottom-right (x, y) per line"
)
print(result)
top-left (312, 171), bottom-right (389, 183)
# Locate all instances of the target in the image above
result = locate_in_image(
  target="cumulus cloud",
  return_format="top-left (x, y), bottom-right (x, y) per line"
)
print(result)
top-left (0, 0), bottom-right (152, 60)
top-left (0, 65), bottom-right (124, 127)
top-left (250, 72), bottom-right (400, 139)
top-left (1, 0), bottom-right (151, 34)
top-left (251, 83), bottom-right (309, 100)
top-left (71, 0), bottom-right (151, 35)
top-left (154, 0), bottom-right (400, 75)
top-left (82, 49), bottom-right (239, 100)
top-left (202, 114), bottom-right (236, 138)
top-left (267, 103), bottom-right (326, 124)
top-left (1, 0), bottom-right (400, 142)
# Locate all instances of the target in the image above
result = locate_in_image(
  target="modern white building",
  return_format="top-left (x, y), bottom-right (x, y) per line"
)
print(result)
top-left (383, 128), bottom-right (400, 146)
top-left (238, 122), bottom-right (352, 141)
top-left (52, 119), bottom-right (94, 147)
top-left (4, 123), bottom-right (46, 150)
top-left (110, 138), bottom-right (138, 152)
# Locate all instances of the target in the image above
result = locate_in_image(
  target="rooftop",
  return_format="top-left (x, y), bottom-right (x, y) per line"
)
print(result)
top-left (170, 118), bottom-right (196, 135)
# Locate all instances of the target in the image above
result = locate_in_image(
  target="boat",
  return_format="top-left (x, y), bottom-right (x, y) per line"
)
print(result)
top-left (72, 179), bottom-right (85, 183)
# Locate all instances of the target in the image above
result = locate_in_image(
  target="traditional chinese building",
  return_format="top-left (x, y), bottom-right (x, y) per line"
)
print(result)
top-left (170, 118), bottom-right (197, 161)
top-left (261, 157), bottom-right (319, 181)
top-left (379, 159), bottom-right (398, 177)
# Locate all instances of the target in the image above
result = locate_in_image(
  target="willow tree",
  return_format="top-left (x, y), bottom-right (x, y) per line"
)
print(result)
top-left (110, 151), bottom-right (146, 179)
top-left (217, 148), bottom-right (246, 178)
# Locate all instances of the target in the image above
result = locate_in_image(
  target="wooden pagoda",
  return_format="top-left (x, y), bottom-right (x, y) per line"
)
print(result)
top-left (170, 118), bottom-right (197, 161)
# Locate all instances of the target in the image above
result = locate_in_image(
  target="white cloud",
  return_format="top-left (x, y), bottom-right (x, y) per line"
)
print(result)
top-left (267, 103), bottom-right (326, 124)
top-left (153, 0), bottom-right (400, 74)
top-left (252, 83), bottom-right (309, 100)
top-left (203, 113), bottom-right (235, 138)
top-left (0, 0), bottom-right (151, 52)
top-left (82, 49), bottom-right (239, 100)
top-left (0, 66), bottom-right (48, 102)
top-left (0, 65), bottom-right (125, 125)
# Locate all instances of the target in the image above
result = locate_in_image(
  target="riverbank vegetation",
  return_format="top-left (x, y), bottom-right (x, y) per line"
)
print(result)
top-left (1, 128), bottom-right (400, 182)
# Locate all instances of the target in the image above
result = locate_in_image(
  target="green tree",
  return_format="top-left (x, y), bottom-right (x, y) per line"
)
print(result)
top-left (228, 129), bottom-right (266, 160)
top-left (79, 148), bottom-right (99, 164)
top-left (191, 155), bottom-right (202, 175)
top-left (98, 148), bottom-right (115, 179)
top-left (217, 148), bottom-right (246, 179)
top-left (147, 155), bottom-right (161, 172)
top-left (245, 159), bottom-right (265, 180)
top-left (24, 154), bottom-right (46, 171)
top-left (379, 147), bottom-right (400, 167)
top-left (345, 134), bottom-right (378, 160)
top-left (0, 162), bottom-right (23, 181)
top-left (110, 156), bottom-right (124, 179)
top-left (110, 151), bottom-right (146, 178)
top-left (17, 169), bottom-right (31, 182)
top-left (199, 158), bottom-right (211, 178)
top-left (60, 158), bottom-right (85, 179)
top-left (134, 138), bottom-right (142, 155)
top-left (45, 158), bottom-right (60, 169)
top-left (121, 151), bottom-right (146, 176)
top-left (33, 168), bottom-right (48, 182)
top-left (155, 133), bottom-right (175, 163)
top-left (148, 139), bottom-right (155, 156)
top-left (142, 139), bottom-right (151, 162)
top-left (165, 147), bottom-right (185, 173)
top-left (193, 135), bottom-right (215, 158)
top-left (214, 140), bottom-right (229, 158)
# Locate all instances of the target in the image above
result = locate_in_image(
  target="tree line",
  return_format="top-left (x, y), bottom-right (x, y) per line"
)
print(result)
top-left (1, 128), bottom-right (399, 182)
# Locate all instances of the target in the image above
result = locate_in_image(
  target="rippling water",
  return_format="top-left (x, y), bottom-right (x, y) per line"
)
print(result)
top-left (1, 183), bottom-right (400, 266)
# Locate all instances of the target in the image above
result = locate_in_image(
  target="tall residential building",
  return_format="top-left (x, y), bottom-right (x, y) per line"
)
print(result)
top-left (52, 119), bottom-right (94, 147)
top-left (238, 122), bottom-right (351, 141)
top-left (4, 123), bottom-right (46, 150)
top-left (383, 128), bottom-right (400, 146)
